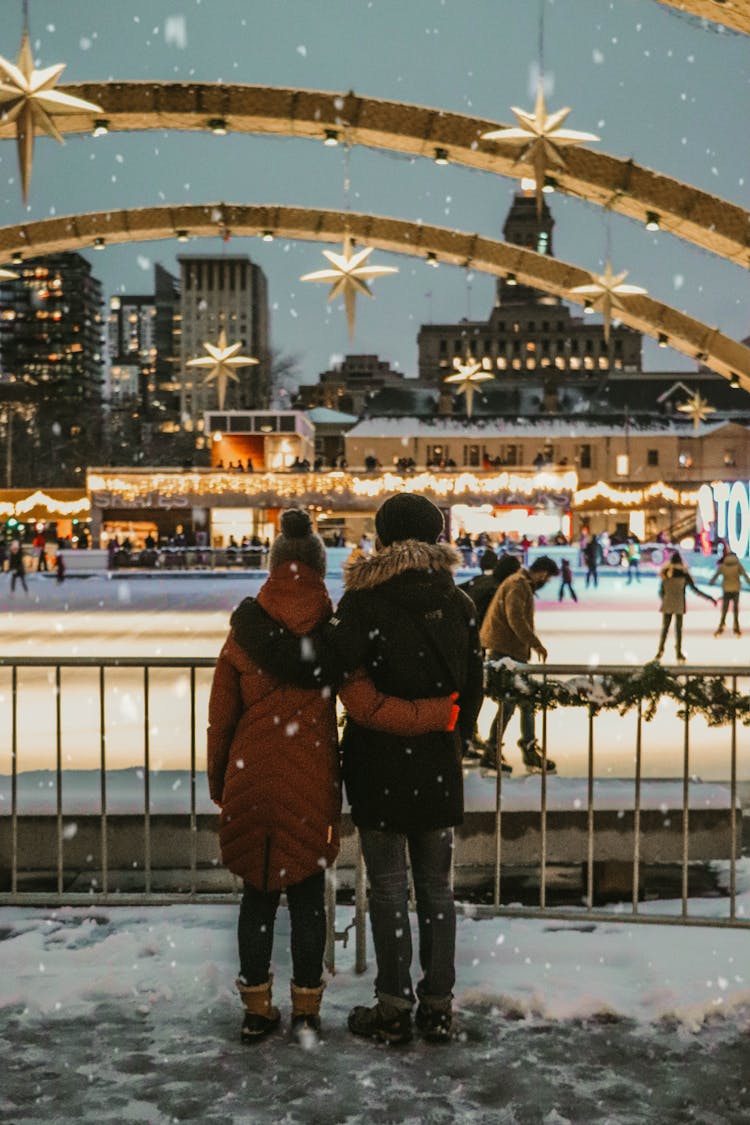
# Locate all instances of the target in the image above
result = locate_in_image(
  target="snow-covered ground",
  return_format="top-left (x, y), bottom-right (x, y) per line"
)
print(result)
top-left (1, 879), bottom-right (749, 1125)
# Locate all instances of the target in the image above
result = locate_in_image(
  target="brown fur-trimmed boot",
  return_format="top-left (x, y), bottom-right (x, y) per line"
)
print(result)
top-left (236, 976), bottom-right (281, 1043)
top-left (290, 981), bottom-right (325, 1044)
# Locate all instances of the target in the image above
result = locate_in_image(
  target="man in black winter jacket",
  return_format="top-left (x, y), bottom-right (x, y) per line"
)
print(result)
top-left (334, 495), bottom-right (483, 1044)
top-left (235, 495), bottom-right (483, 1045)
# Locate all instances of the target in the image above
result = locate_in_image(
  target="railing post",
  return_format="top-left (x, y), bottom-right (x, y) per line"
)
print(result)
top-left (632, 698), bottom-right (643, 912)
top-left (143, 666), bottom-right (151, 896)
top-left (540, 673), bottom-right (548, 910)
top-left (55, 665), bottom-right (63, 896)
top-left (324, 864), bottom-right (337, 974)
top-left (681, 673), bottom-right (690, 918)
top-left (729, 674), bottom-right (737, 922)
top-left (99, 665), bottom-right (108, 897)
top-left (493, 700), bottom-right (505, 908)
top-left (585, 704), bottom-right (595, 909)
top-left (189, 665), bottom-right (197, 898)
top-left (354, 839), bottom-right (367, 974)
top-left (11, 665), bottom-right (18, 899)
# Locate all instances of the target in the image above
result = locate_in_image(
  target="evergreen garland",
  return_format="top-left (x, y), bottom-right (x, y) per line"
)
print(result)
top-left (484, 660), bottom-right (750, 727)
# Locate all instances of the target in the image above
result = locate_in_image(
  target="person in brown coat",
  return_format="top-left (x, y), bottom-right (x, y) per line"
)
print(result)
top-left (479, 555), bottom-right (559, 773)
top-left (207, 509), bottom-right (458, 1044)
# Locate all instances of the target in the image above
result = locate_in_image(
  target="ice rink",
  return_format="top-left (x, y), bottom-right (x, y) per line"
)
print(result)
top-left (0, 569), bottom-right (748, 781)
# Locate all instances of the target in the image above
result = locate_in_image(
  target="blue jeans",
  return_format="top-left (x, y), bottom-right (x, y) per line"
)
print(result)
top-left (359, 827), bottom-right (456, 1008)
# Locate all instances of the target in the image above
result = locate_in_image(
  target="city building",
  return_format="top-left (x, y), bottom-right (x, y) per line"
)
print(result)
top-left (178, 254), bottom-right (270, 428)
top-left (295, 353), bottom-right (410, 416)
top-left (0, 252), bottom-right (104, 486)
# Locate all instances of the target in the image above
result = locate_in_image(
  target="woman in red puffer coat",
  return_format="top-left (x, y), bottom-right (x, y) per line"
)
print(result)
top-left (207, 509), bottom-right (457, 1043)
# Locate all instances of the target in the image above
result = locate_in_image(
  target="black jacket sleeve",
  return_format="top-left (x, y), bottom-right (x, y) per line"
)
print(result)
top-left (229, 598), bottom-right (347, 688)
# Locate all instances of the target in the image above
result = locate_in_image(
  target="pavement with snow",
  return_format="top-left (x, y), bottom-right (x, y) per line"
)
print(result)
top-left (1, 881), bottom-right (749, 1125)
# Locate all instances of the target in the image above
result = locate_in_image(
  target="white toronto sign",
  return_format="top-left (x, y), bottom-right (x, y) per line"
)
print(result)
top-left (697, 481), bottom-right (750, 559)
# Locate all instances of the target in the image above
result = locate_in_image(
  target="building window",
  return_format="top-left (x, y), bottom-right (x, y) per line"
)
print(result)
top-left (504, 445), bottom-right (517, 466)
top-left (439, 339), bottom-right (447, 355)
top-left (579, 444), bottom-right (592, 469)
top-left (647, 449), bottom-right (659, 466)
top-left (463, 444), bottom-right (480, 467)
top-left (616, 454), bottom-right (629, 476)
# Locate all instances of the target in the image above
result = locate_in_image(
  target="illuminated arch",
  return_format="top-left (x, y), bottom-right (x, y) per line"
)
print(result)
top-left (655, 0), bottom-right (750, 35)
top-left (0, 83), bottom-right (747, 268)
top-left (1, 202), bottom-right (748, 386)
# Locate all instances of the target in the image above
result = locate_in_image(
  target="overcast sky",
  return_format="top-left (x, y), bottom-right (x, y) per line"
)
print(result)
top-left (1, 0), bottom-right (747, 383)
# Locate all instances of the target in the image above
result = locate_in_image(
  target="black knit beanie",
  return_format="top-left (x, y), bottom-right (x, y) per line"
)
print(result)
top-left (375, 494), bottom-right (445, 547)
top-left (269, 509), bottom-right (327, 576)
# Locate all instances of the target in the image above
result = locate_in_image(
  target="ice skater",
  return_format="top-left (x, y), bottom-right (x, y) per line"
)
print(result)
top-left (655, 550), bottom-right (716, 662)
top-left (709, 545), bottom-right (750, 637)
top-left (558, 558), bottom-right (578, 602)
top-left (626, 537), bottom-right (641, 584)
top-left (8, 540), bottom-right (28, 593)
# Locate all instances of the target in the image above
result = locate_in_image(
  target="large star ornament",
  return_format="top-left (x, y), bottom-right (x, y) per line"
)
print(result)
top-left (444, 357), bottom-right (495, 419)
top-left (186, 328), bottom-right (259, 410)
top-left (677, 391), bottom-right (716, 433)
top-left (482, 85), bottom-right (599, 215)
top-left (0, 30), bottom-right (103, 202)
top-left (569, 261), bottom-right (648, 344)
top-left (300, 235), bottom-right (398, 338)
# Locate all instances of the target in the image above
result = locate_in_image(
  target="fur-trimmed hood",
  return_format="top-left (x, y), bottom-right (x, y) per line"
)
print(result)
top-left (343, 539), bottom-right (462, 592)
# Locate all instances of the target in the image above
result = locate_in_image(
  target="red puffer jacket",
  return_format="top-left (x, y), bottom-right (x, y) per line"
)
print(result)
top-left (207, 561), bottom-right (454, 892)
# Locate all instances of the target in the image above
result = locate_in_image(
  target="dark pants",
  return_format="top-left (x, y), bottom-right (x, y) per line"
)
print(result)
top-left (359, 827), bottom-right (456, 1007)
top-left (10, 569), bottom-right (27, 592)
top-left (719, 592), bottom-right (740, 631)
top-left (559, 579), bottom-right (577, 602)
top-left (627, 561), bottom-right (640, 584)
top-left (585, 565), bottom-right (598, 588)
top-left (657, 613), bottom-right (683, 655)
top-left (37, 552), bottom-right (48, 572)
top-left (237, 870), bottom-right (326, 989)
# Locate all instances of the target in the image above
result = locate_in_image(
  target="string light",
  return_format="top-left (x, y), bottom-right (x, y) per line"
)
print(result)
top-left (645, 211), bottom-right (660, 231)
top-left (433, 147), bottom-right (449, 165)
top-left (92, 119), bottom-right (109, 137)
top-left (175, 230), bottom-right (190, 242)
top-left (93, 237), bottom-right (105, 250)
top-left (261, 230), bottom-right (275, 242)
top-left (505, 272), bottom-right (518, 286)
top-left (658, 333), bottom-right (669, 347)
top-left (425, 252), bottom-right (439, 267)
top-left (323, 129), bottom-right (340, 146)
top-left (208, 117), bottom-right (227, 135)
top-left (730, 373), bottom-right (740, 389)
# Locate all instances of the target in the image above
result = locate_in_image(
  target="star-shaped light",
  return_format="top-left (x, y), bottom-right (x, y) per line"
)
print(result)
top-left (569, 261), bottom-right (648, 343)
top-left (677, 391), bottom-right (716, 433)
top-left (300, 235), bottom-right (398, 339)
top-left (444, 356), bottom-right (495, 419)
top-left (186, 327), bottom-right (259, 410)
top-left (0, 30), bottom-right (104, 202)
top-left (482, 84), bottom-right (599, 215)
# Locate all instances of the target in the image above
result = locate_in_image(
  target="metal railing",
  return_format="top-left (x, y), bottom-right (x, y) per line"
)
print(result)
top-left (1, 658), bottom-right (747, 978)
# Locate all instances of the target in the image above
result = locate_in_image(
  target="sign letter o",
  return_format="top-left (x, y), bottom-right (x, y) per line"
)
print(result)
top-left (727, 481), bottom-right (750, 558)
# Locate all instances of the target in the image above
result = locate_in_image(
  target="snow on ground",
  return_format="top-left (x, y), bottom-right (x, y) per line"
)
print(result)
top-left (1, 883), bottom-right (750, 1125)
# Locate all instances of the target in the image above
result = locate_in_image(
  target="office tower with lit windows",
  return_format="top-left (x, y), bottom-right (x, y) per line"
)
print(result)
top-left (178, 254), bottom-right (270, 429)
top-left (0, 252), bottom-right (104, 486)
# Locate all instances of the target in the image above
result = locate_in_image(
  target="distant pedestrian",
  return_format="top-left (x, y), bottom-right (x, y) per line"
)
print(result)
top-left (709, 547), bottom-right (750, 637)
top-left (583, 536), bottom-right (599, 588)
top-left (558, 558), bottom-right (578, 602)
top-left (33, 532), bottom-right (48, 572)
top-left (626, 537), bottom-right (641, 585)
top-left (655, 551), bottom-right (716, 662)
top-left (8, 540), bottom-right (28, 593)
top-left (55, 550), bottom-right (66, 585)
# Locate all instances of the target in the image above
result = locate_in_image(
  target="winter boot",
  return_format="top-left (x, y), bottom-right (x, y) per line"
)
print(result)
top-left (236, 976), bottom-right (281, 1043)
top-left (290, 981), bottom-right (325, 1044)
top-left (348, 998), bottom-right (412, 1044)
top-left (415, 996), bottom-right (453, 1043)
top-left (520, 739), bottom-right (556, 774)
top-left (479, 744), bottom-right (513, 775)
